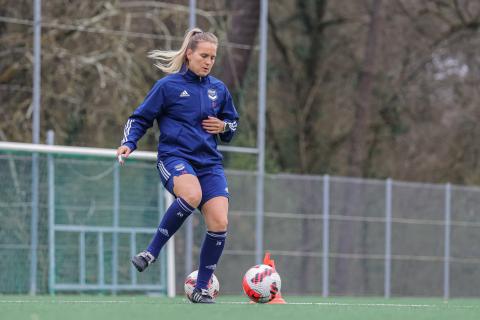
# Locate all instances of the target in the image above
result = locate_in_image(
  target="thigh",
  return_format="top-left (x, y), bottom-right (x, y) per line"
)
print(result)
top-left (197, 166), bottom-right (230, 209)
top-left (157, 158), bottom-right (201, 199)
top-left (173, 174), bottom-right (202, 201)
top-left (201, 196), bottom-right (229, 232)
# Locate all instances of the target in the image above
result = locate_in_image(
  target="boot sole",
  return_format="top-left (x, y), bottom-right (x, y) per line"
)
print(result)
top-left (131, 258), bottom-right (146, 272)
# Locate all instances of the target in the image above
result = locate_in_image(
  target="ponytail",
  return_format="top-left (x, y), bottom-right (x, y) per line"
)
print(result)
top-left (148, 28), bottom-right (218, 74)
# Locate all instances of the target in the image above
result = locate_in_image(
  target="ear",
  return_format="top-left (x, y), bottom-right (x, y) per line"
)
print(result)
top-left (186, 48), bottom-right (193, 61)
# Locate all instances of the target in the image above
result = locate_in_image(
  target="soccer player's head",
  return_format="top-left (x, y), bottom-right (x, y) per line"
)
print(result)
top-left (184, 29), bottom-right (218, 77)
top-left (148, 28), bottom-right (218, 76)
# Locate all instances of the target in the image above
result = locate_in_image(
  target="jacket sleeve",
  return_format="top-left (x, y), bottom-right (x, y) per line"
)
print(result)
top-left (121, 81), bottom-right (165, 151)
top-left (218, 87), bottom-right (239, 143)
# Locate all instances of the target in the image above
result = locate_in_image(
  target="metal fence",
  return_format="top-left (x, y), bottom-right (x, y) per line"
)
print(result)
top-left (0, 147), bottom-right (170, 295)
top-left (1, 144), bottom-right (480, 298)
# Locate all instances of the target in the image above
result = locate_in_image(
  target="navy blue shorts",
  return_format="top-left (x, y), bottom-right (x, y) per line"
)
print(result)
top-left (156, 157), bottom-right (229, 209)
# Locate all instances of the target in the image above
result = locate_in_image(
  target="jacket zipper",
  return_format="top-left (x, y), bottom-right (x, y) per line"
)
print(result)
top-left (199, 82), bottom-right (205, 120)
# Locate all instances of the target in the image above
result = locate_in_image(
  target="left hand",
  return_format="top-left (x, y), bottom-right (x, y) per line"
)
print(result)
top-left (202, 116), bottom-right (225, 134)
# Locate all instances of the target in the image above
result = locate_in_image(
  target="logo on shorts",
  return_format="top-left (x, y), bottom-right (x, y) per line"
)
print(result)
top-left (159, 228), bottom-right (169, 237)
top-left (174, 163), bottom-right (185, 171)
top-left (225, 187), bottom-right (229, 193)
top-left (208, 89), bottom-right (217, 101)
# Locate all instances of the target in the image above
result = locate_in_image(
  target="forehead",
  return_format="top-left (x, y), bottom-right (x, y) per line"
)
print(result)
top-left (193, 41), bottom-right (217, 55)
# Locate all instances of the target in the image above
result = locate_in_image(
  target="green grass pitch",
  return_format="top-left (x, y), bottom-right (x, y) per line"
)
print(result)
top-left (1, 295), bottom-right (479, 320)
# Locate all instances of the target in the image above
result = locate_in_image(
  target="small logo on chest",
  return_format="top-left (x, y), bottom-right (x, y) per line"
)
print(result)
top-left (180, 90), bottom-right (190, 97)
top-left (207, 89), bottom-right (217, 101)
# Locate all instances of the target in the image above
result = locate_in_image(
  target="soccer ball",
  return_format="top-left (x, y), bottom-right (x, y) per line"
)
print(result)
top-left (184, 270), bottom-right (220, 301)
top-left (242, 264), bottom-right (281, 303)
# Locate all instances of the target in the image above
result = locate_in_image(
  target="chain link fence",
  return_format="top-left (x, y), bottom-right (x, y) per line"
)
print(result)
top-left (1, 149), bottom-right (480, 297)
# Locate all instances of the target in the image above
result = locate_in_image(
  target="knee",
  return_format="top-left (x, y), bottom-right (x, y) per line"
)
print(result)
top-left (182, 192), bottom-right (202, 208)
top-left (181, 190), bottom-right (202, 208)
top-left (209, 216), bottom-right (228, 232)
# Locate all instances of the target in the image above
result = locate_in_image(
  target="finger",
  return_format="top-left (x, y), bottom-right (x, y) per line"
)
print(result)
top-left (202, 125), bottom-right (219, 130)
top-left (117, 154), bottom-right (125, 165)
top-left (203, 126), bottom-right (218, 131)
top-left (202, 120), bottom-right (218, 125)
top-left (204, 116), bottom-right (220, 122)
top-left (202, 125), bottom-right (218, 130)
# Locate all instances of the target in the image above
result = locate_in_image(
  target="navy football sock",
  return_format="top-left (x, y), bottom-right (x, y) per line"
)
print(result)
top-left (146, 197), bottom-right (194, 258)
top-left (196, 231), bottom-right (227, 290)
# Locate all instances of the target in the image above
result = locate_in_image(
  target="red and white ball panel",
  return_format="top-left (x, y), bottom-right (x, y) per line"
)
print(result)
top-left (242, 264), bottom-right (282, 303)
top-left (184, 270), bottom-right (220, 301)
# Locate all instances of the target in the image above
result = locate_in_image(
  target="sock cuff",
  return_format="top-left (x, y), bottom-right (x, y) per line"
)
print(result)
top-left (206, 230), bottom-right (227, 239)
top-left (176, 197), bottom-right (195, 213)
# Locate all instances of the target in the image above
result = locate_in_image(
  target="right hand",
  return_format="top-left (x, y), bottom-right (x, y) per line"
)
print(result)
top-left (116, 145), bottom-right (132, 165)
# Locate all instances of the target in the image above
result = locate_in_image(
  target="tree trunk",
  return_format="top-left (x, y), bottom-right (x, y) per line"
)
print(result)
top-left (218, 0), bottom-right (260, 91)
top-left (335, 0), bottom-right (382, 295)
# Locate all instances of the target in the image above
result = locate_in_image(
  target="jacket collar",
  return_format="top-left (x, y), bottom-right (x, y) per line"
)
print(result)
top-left (180, 65), bottom-right (209, 83)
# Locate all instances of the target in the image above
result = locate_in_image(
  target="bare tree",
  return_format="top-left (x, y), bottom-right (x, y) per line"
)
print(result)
top-left (217, 0), bottom-right (259, 91)
top-left (334, 0), bottom-right (382, 295)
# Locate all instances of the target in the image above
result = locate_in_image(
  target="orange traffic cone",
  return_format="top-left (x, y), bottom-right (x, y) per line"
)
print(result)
top-left (263, 252), bottom-right (286, 304)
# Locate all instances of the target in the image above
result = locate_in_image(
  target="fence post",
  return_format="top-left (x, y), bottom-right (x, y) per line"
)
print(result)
top-left (322, 175), bottom-right (330, 298)
top-left (112, 163), bottom-right (120, 294)
top-left (444, 183), bottom-right (451, 300)
top-left (184, 0), bottom-right (196, 281)
top-left (47, 130), bottom-right (55, 295)
top-left (79, 232), bottom-right (86, 285)
top-left (384, 178), bottom-right (392, 298)
top-left (158, 182), bottom-right (167, 294)
top-left (255, 0), bottom-right (268, 265)
top-left (98, 232), bottom-right (104, 286)
top-left (130, 232), bottom-right (137, 285)
top-left (185, 216), bottom-right (193, 277)
top-left (29, 0), bottom-right (42, 296)
top-left (30, 157), bottom-right (39, 295)
top-left (165, 192), bottom-right (176, 297)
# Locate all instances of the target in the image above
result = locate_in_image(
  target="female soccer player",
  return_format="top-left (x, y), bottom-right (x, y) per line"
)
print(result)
top-left (116, 28), bottom-right (238, 303)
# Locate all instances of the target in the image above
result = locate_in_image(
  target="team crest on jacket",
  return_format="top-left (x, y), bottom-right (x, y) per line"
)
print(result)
top-left (207, 89), bottom-right (217, 101)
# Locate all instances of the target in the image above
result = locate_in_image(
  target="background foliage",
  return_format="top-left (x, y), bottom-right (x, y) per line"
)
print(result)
top-left (2, 0), bottom-right (480, 184)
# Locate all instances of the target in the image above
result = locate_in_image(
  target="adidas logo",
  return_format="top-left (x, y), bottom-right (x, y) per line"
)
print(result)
top-left (159, 228), bottom-right (169, 237)
top-left (205, 264), bottom-right (217, 270)
top-left (179, 90), bottom-right (190, 97)
top-left (177, 212), bottom-right (184, 218)
top-left (216, 241), bottom-right (223, 246)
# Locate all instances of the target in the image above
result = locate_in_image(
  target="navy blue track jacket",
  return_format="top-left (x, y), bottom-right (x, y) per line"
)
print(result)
top-left (121, 69), bottom-right (239, 167)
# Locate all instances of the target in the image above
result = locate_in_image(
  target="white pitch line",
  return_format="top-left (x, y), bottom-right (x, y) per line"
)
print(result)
top-left (288, 302), bottom-right (436, 308)
top-left (0, 300), bottom-right (131, 304)
top-left (0, 300), bottom-right (478, 309)
top-left (217, 301), bottom-right (479, 309)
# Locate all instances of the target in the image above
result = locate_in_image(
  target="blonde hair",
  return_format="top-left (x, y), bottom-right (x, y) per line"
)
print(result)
top-left (148, 28), bottom-right (218, 74)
